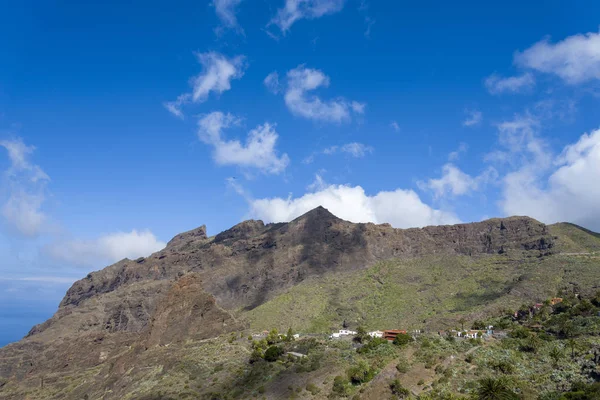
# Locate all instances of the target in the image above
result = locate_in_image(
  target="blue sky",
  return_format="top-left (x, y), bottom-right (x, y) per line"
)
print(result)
top-left (1, 0), bottom-right (600, 345)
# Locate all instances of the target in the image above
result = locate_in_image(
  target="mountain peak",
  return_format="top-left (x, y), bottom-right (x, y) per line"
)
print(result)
top-left (166, 225), bottom-right (208, 249)
top-left (292, 205), bottom-right (339, 223)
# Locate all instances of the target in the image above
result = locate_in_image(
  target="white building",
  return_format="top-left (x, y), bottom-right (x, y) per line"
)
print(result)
top-left (368, 330), bottom-right (383, 338)
top-left (339, 329), bottom-right (357, 336)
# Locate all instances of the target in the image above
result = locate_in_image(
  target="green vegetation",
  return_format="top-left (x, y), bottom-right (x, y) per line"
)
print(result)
top-left (245, 247), bottom-right (600, 334)
top-left (393, 333), bottom-right (414, 347)
top-left (264, 345), bottom-right (283, 362)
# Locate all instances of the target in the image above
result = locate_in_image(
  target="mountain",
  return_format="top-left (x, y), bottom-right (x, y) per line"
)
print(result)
top-left (1, 207), bottom-right (599, 399)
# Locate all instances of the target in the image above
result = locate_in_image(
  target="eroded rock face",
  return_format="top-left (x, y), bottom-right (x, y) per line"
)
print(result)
top-left (0, 207), bottom-right (564, 394)
top-left (146, 273), bottom-right (241, 347)
top-left (26, 208), bottom-right (555, 342)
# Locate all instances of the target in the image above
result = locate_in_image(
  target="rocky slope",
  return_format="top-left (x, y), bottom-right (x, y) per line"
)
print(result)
top-left (0, 207), bottom-right (582, 399)
top-left (27, 207), bottom-right (553, 342)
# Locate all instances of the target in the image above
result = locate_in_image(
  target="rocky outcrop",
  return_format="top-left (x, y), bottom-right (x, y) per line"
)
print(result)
top-left (145, 273), bottom-right (241, 347)
top-left (26, 208), bottom-right (555, 341)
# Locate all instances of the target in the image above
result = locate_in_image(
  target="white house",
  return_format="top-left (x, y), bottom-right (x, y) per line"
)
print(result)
top-left (368, 330), bottom-right (383, 338)
top-left (339, 329), bottom-right (357, 336)
top-left (330, 332), bottom-right (341, 339)
top-left (293, 334), bottom-right (300, 339)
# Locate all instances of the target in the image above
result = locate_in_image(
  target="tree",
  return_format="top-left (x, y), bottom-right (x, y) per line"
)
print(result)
top-left (458, 317), bottom-right (467, 331)
top-left (520, 335), bottom-right (542, 353)
top-left (353, 326), bottom-right (369, 344)
top-left (266, 328), bottom-right (280, 345)
top-left (249, 348), bottom-right (264, 364)
top-left (476, 377), bottom-right (519, 400)
top-left (347, 360), bottom-right (374, 384)
top-left (549, 345), bottom-right (563, 367)
top-left (286, 327), bottom-right (295, 342)
top-left (264, 345), bottom-right (283, 362)
top-left (393, 333), bottom-right (413, 347)
top-left (567, 338), bottom-right (578, 359)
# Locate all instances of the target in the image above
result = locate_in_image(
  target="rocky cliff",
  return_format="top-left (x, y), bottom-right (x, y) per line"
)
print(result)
top-left (0, 207), bottom-right (562, 399)
top-left (26, 207), bottom-right (553, 343)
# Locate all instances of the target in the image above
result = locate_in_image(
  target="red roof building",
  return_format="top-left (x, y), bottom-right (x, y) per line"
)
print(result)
top-left (383, 330), bottom-right (407, 341)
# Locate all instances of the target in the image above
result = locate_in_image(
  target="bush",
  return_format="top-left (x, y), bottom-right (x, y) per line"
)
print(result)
top-left (476, 377), bottom-right (519, 400)
top-left (491, 359), bottom-right (515, 374)
top-left (264, 346), bottom-right (283, 362)
top-left (266, 329), bottom-right (280, 345)
top-left (347, 360), bottom-right (375, 384)
top-left (357, 337), bottom-right (388, 354)
top-left (249, 348), bottom-right (264, 364)
top-left (306, 382), bottom-right (321, 395)
top-left (353, 326), bottom-right (369, 344)
top-left (509, 326), bottom-right (531, 339)
top-left (393, 333), bottom-right (413, 347)
top-left (331, 376), bottom-right (351, 397)
top-left (396, 357), bottom-right (410, 373)
top-left (390, 379), bottom-right (410, 398)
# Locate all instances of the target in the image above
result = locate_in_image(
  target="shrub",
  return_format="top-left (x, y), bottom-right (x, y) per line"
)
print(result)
top-left (266, 329), bottom-right (280, 345)
top-left (357, 337), bottom-right (388, 354)
top-left (491, 359), bottom-right (515, 374)
top-left (306, 383), bottom-right (321, 395)
top-left (347, 360), bottom-right (375, 384)
top-left (476, 377), bottom-right (519, 400)
top-left (396, 357), bottom-right (410, 373)
top-left (249, 349), bottom-right (264, 364)
top-left (390, 379), bottom-right (410, 398)
top-left (331, 376), bottom-right (351, 397)
top-left (353, 326), bottom-right (369, 344)
top-left (264, 346), bottom-right (283, 362)
top-left (509, 326), bottom-right (531, 339)
top-left (393, 333), bottom-right (413, 347)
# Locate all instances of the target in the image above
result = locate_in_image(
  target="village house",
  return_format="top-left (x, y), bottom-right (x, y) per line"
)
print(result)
top-left (383, 330), bottom-right (407, 341)
top-left (551, 297), bottom-right (563, 305)
top-left (368, 330), bottom-right (383, 338)
top-left (329, 329), bottom-right (357, 339)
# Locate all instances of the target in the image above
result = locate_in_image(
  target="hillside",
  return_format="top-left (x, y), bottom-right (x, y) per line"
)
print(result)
top-left (0, 207), bottom-right (599, 399)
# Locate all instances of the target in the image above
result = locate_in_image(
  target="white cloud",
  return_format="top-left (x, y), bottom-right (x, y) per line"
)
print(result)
top-left (485, 73), bottom-right (535, 95)
top-left (491, 113), bottom-right (551, 168)
top-left (197, 111), bottom-right (290, 174)
top-left (212, 0), bottom-right (244, 33)
top-left (420, 164), bottom-right (497, 199)
top-left (448, 142), bottom-right (468, 161)
top-left (264, 71), bottom-right (282, 94)
top-left (306, 173), bottom-right (327, 191)
top-left (463, 109), bottom-right (482, 127)
top-left (323, 142), bottom-right (373, 157)
top-left (269, 0), bottom-right (345, 34)
top-left (275, 65), bottom-right (364, 123)
top-left (500, 128), bottom-right (600, 231)
top-left (364, 16), bottom-right (375, 38)
top-left (45, 230), bottom-right (166, 267)
top-left (164, 52), bottom-right (246, 118)
top-left (390, 121), bottom-right (400, 132)
top-left (514, 31), bottom-right (600, 84)
top-left (247, 183), bottom-right (460, 228)
top-left (0, 138), bottom-right (50, 236)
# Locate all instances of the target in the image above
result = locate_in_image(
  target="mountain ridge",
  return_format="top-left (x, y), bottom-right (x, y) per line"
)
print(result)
top-left (2, 207), bottom-right (600, 399)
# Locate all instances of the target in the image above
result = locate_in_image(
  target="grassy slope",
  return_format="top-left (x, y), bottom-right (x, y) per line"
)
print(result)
top-left (549, 222), bottom-right (600, 253)
top-left (244, 224), bottom-right (600, 334)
